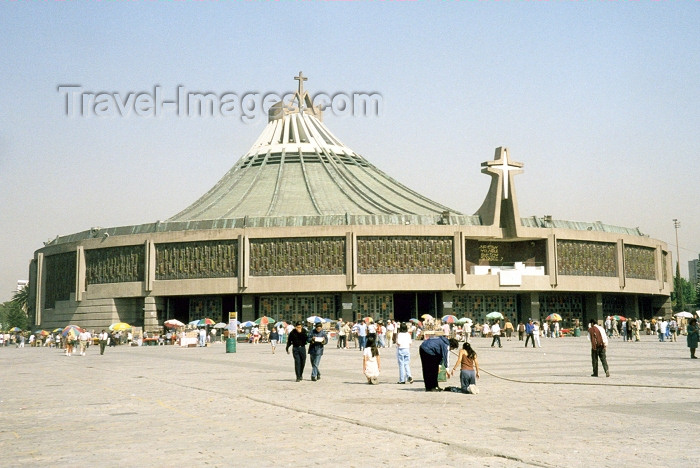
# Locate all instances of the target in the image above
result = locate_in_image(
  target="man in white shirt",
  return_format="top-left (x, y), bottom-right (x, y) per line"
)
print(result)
top-left (490, 321), bottom-right (502, 348)
top-left (78, 330), bottom-right (90, 356)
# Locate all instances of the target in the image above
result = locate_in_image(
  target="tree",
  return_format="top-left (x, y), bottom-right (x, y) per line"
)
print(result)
top-left (672, 276), bottom-right (697, 313)
top-left (0, 286), bottom-right (30, 331)
top-left (0, 300), bottom-right (28, 331)
top-left (673, 262), bottom-right (686, 312)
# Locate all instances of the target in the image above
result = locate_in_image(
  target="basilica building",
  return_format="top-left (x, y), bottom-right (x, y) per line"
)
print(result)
top-left (28, 74), bottom-right (672, 332)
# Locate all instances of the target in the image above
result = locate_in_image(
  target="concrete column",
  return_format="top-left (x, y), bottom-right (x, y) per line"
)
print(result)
top-left (454, 232), bottom-right (464, 286)
top-left (143, 296), bottom-right (159, 332)
top-left (547, 234), bottom-right (557, 287)
top-left (346, 232), bottom-right (356, 287)
top-left (617, 240), bottom-right (626, 290)
top-left (341, 292), bottom-right (354, 322)
top-left (521, 292), bottom-right (540, 322)
top-left (35, 252), bottom-right (45, 326)
top-left (76, 246), bottom-right (85, 302)
top-left (442, 291), bottom-right (454, 317)
top-left (145, 240), bottom-right (155, 292)
top-left (585, 293), bottom-right (603, 324)
top-left (241, 295), bottom-right (255, 322)
top-left (624, 295), bottom-right (639, 319)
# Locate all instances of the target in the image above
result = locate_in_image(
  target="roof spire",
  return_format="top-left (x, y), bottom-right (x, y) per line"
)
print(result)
top-left (294, 71), bottom-right (309, 109)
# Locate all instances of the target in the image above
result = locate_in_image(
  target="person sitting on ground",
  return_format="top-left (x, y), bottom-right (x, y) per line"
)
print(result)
top-left (446, 341), bottom-right (480, 394)
top-left (363, 335), bottom-right (381, 384)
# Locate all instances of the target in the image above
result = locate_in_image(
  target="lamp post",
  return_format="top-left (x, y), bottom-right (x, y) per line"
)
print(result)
top-left (673, 219), bottom-right (684, 312)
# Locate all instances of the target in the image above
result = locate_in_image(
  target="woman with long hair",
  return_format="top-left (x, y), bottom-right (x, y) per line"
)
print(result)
top-left (363, 335), bottom-right (381, 384)
top-left (448, 341), bottom-right (480, 394)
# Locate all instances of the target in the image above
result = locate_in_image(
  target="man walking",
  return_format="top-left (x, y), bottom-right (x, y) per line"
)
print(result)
top-left (490, 321), bottom-right (502, 348)
top-left (98, 329), bottom-right (108, 355)
top-left (524, 319), bottom-right (535, 348)
top-left (286, 322), bottom-right (309, 382)
top-left (308, 322), bottom-right (328, 381)
top-left (588, 319), bottom-right (610, 377)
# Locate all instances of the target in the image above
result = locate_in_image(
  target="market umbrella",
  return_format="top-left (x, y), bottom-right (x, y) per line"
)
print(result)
top-left (441, 315), bottom-right (458, 324)
top-left (675, 311), bottom-right (694, 318)
top-left (362, 316), bottom-right (374, 323)
top-left (62, 325), bottom-right (83, 337)
top-left (609, 315), bottom-right (627, 321)
top-left (213, 322), bottom-right (227, 329)
top-left (11, 326), bottom-right (22, 332)
top-left (255, 316), bottom-right (275, 326)
top-left (241, 321), bottom-right (256, 328)
top-left (196, 318), bottom-right (215, 327)
top-left (457, 317), bottom-right (473, 325)
top-left (52, 328), bottom-right (62, 333)
top-left (421, 314), bottom-right (434, 321)
top-left (485, 311), bottom-right (504, 320)
top-left (164, 319), bottom-right (185, 328)
top-left (545, 313), bottom-right (562, 322)
top-left (306, 316), bottom-right (323, 324)
top-left (109, 322), bottom-right (132, 332)
top-left (34, 330), bottom-right (49, 336)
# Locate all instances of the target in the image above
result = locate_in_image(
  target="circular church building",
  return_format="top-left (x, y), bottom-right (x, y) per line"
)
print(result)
top-left (28, 75), bottom-right (672, 332)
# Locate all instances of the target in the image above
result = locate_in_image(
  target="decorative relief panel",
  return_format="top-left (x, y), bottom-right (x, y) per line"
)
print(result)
top-left (156, 240), bottom-right (238, 280)
top-left (189, 296), bottom-right (222, 322)
top-left (353, 293), bottom-right (394, 323)
top-left (86, 245), bottom-right (144, 285)
top-left (357, 236), bottom-right (453, 274)
top-left (45, 252), bottom-right (76, 309)
top-left (663, 251), bottom-right (668, 283)
top-left (258, 295), bottom-right (336, 323)
top-left (452, 294), bottom-right (517, 325)
top-left (250, 237), bottom-right (345, 277)
top-left (556, 240), bottom-right (617, 277)
top-left (539, 294), bottom-right (583, 328)
top-left (624, 245), bottom-right (656, 280)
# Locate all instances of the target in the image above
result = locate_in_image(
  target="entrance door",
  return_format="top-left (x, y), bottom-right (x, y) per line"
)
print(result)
top-left (417, 292), bottom-right (439, 318)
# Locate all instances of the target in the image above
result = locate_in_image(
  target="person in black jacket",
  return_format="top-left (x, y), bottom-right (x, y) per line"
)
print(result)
top-left (286, 322), bottom-right (308, 382)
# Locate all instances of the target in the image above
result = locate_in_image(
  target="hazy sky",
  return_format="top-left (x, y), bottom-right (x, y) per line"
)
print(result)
top-left (1, 1), bottom-right (698, 303)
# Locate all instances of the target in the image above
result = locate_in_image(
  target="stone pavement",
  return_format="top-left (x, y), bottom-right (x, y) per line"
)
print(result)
top-left (1, 333), bottom-right (699, 467)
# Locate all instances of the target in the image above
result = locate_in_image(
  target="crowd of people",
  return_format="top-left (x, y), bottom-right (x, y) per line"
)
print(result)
top-left (6, 311), bottom-right (698, 390)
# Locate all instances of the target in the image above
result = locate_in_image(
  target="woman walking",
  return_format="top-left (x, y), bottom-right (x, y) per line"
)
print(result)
top-left (395, 323), bottom-right (414, 384)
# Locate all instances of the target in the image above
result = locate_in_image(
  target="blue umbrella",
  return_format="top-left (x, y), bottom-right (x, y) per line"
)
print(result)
top-left (241, 321), bottom-right (256, 328)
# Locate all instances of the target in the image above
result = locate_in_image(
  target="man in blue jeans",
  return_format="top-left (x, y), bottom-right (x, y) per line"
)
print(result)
top-left (308, 322), bottom-right (328, 381)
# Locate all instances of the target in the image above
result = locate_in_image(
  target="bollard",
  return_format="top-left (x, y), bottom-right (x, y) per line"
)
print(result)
top-left (226, 337), bottom-right (237, 353)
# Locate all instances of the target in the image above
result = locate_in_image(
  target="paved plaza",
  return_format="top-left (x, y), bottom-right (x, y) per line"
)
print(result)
top-left (1, 333), bottom-right (699, 467)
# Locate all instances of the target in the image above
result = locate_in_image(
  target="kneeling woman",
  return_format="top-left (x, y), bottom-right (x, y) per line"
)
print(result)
top-left (448, 342), bottom-right (480, 394)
